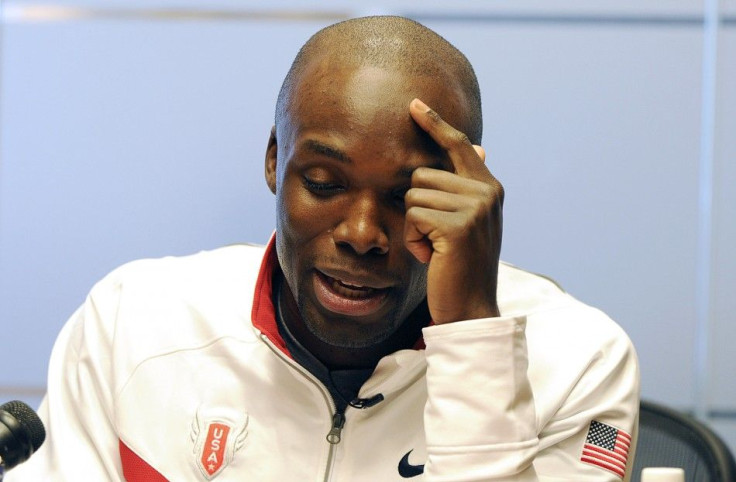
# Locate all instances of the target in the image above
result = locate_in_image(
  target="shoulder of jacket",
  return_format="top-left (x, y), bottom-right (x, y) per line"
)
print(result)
top-left (498, 262), bottom-right (633, 350)
top-left (497, 261), bottom-right (570, 315)
top-left (85, 244), bottom-right (267, 379)
top-left (91, 243), bottom-right (266, 294)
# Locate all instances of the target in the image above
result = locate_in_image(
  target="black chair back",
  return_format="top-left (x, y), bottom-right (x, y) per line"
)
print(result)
top-left (631, 400), bottom-right (736, 481)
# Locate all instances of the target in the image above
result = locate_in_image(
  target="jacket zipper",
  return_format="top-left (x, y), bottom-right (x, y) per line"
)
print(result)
top-left (260, 335), bottom-right (344, 481)
top-left (327, 412), bottom-right (346, 444)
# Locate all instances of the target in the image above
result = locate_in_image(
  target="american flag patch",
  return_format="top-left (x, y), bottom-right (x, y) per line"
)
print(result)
top-left (580, 420), bottom-right (632, 479)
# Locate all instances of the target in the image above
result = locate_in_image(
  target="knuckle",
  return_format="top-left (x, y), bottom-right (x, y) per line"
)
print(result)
top-left (480, 179), bottom-right (505, 203)
top-left (479, 183), bottom-right (495, 200)
top-left (425, 108), bottom-right (442, 124)
top-left (476, 196), bottom-right (489, 211)
top-left (411, 167), bottom-right (431, 184)
top-left (473, 182), bottom-right (504, 214)
top-left (494, 181), bottom-right (506, 204)
top-left (469, 196), bottom-right (491, 218)
top-left (455, 217), bottom-right (475, 239)
top-left (404, 206), bottom-right (419, 223)
top-left (451, 131), bottom-right (471, 147)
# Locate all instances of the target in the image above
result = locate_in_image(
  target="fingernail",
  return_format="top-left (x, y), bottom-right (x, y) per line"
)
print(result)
top-left (412, 98), bottom-right (430, 112)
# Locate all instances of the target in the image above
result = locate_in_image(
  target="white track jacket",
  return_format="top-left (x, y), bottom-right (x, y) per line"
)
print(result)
top-left (8, 238), bottom-right (639, 481)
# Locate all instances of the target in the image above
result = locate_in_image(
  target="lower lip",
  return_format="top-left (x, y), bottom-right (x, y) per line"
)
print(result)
top-left (312, 272), bottom-right (389, 317)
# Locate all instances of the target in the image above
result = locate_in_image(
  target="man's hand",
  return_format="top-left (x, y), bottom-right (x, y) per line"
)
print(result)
top-left (405, 98), bottom-right (504, 324)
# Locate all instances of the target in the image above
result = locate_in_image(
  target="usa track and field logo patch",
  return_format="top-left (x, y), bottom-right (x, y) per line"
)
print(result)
top-left (191, 407), bottom-right (248, 479)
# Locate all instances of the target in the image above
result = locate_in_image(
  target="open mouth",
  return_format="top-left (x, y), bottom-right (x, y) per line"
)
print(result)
top-left (329, 277), bottom-right (378, 298)
top-left (313, 271), bottom-right (390, 317)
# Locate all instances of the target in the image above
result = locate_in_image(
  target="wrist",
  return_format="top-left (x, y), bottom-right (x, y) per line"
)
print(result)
top-left (432, 302), bottom-right (500, 324)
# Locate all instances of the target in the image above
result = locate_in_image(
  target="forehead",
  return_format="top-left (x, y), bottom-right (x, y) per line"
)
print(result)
top-left (284, 57), bottom-right (472, 147)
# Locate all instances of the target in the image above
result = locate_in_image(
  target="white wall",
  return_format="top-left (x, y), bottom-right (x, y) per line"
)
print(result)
top-left (1, 0), bottom-right (734, 448)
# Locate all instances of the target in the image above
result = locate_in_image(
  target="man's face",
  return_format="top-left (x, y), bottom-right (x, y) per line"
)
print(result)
top-left (267, 59), bottom-right (472, 349)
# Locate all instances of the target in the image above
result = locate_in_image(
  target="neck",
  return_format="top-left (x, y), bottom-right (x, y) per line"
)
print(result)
top-left (276, 276), bottom-right (428, 370)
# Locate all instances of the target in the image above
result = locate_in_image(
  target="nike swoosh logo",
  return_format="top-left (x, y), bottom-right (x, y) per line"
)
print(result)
top-left (398, 449), bottom-right (424, 478)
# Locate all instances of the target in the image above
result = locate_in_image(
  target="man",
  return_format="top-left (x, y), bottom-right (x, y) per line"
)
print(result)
top-left (10, 16), bottom-right (639, 481)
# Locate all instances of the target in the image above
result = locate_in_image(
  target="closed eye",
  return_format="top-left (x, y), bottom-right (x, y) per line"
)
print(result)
top-left (303, 176), bottom-right (344, 195)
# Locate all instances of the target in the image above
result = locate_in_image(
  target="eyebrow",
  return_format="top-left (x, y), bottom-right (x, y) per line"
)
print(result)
top-left (303, 138), bottom-right (446, 177)
top-left (304, 139), bottom-right (352, 164)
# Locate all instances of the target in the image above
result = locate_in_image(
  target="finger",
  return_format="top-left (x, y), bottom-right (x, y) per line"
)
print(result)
top-left (411, 167), bottom-right (495, 197)
top-left (405, 187), bottom-right (474, 213)
top-left (409, 98), bottom-right (487, 179)
top-left (403, 208), bottom-right (433, 263)
top-left (473, 144), bottom-right (486, 162)
top-left (404, 206), bottom-right (472, 260)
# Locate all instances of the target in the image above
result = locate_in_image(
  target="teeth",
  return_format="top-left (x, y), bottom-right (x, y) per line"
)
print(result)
top-left (339, 280), bottom-right (367, 289)
top-left (330, 277), bottom-right (374, 298)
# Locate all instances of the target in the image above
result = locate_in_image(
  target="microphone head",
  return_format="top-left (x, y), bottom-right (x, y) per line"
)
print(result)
top-left (1, 401), bottom-right (46, 452)
top-left (0, 400), bottom-right (46, 470)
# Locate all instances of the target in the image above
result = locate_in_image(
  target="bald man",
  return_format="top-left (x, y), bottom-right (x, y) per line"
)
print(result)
top-left (10, 16), bottom-right (639, 481)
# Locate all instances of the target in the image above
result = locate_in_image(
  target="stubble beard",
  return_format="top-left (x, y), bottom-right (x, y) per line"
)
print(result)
top-left (297, 298), bottom-right (403, 349)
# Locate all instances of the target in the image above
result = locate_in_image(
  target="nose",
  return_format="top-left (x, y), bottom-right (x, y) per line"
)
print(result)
top-left (332, 192), bottom-right (390, 256)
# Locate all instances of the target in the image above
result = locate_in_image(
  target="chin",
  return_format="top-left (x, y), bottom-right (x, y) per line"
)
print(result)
top-left (301, 306), bottom-right (401, 349)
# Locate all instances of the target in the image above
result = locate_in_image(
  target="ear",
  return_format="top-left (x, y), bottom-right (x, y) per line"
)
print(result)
top-left (265, 125), bottom-right (278, 194)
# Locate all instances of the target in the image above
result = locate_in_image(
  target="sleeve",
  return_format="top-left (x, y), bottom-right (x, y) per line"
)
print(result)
top-left (6, 276), bottom-right (126, 481)
top-left (421, 315), bottom-right (640, 482)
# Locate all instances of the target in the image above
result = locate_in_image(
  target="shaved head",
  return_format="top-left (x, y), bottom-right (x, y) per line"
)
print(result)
top-left (275, 15), bottom-right (483, 144)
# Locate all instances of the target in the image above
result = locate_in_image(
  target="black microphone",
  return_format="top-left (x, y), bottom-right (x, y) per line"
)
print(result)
top-left (0, 400), bottom-right (46, 473)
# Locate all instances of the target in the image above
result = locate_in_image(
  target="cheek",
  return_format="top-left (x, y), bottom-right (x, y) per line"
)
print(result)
top-left (275, 185), bottom-right (318, 300)
top-left (405, 257), bottom-right (428, 295)
top-left (276, 179), bottom-right (332, 243)
top-left (275, 178), bottom-right (339, 284)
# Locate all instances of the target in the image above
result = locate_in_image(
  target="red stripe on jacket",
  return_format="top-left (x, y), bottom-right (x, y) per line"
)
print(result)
top-left (119, 440), bottom-right (168, 481)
